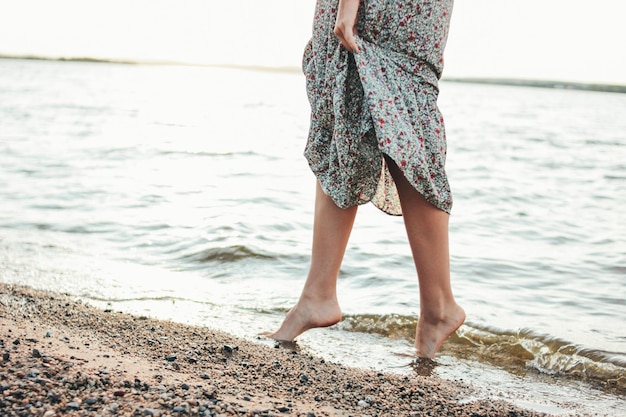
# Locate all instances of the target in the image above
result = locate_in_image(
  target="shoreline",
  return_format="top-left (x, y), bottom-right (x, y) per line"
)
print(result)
top-left (0, 283), bottom-right (544, 416)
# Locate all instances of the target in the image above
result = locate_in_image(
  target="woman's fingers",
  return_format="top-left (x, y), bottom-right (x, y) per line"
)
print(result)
top-left (334, 24), bottom-right (358, 52)
top-left (334, 0), bottom-right (361, 52)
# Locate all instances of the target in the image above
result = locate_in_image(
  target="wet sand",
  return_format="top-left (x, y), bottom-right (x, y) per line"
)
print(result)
top-left (0, 283), bottom-right (545, 416)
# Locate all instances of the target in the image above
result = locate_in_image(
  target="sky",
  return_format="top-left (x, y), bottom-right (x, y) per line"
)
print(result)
top-left (0, 0), bottom-right (624, 85)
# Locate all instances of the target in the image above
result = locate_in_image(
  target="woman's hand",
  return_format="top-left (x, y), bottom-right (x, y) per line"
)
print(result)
top-left (334, 0), bottom-right (361, 52)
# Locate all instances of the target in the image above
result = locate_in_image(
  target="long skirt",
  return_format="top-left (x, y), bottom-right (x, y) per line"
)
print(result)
top-left (303, 0), bottom-right (455, 215)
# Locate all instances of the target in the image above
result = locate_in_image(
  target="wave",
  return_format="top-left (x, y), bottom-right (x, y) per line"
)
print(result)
top-left (337, 313), bottom-right (626, 395)
top-left (178, 245), bottom-right (275, 264)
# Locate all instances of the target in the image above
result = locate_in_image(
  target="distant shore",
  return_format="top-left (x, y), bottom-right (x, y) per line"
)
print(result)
top-left (443, 77), bottom-right (626, 94)
top-left (2, 54), bottom-right (624, 93)
top-left (0, 283), bottom-right (543, 416)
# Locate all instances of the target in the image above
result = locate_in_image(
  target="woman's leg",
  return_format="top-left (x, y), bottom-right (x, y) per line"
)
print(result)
top-left (265, 181), bottom-right (357, 341)
top-left (386, 158), bottom-right (466, 358)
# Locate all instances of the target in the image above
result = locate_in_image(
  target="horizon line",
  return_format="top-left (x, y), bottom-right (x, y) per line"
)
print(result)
top-left (2, 54), bottom-right (625, 94)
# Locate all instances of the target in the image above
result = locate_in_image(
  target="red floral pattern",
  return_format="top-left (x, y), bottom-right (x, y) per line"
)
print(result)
top-left (303, 0), bottom-right (454, 215)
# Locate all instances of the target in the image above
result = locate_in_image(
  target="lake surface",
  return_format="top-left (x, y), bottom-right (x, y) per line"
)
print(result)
top-left (0, 58), bottom-right (624, 415)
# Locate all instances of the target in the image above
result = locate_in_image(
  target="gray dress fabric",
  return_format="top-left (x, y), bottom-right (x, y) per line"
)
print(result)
top-left (303, 0), bottom-right (454, 215)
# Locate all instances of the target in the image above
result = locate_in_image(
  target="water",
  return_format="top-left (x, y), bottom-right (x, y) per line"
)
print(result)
top-left (0, 57), bottom-right (625, 416)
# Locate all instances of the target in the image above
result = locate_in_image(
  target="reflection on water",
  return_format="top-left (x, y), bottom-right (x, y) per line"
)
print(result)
top-left (1, 58), bottom-right (625, 415)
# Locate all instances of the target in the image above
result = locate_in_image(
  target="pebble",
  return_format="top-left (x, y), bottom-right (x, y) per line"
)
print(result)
top-left (67, 401), bottom-right (80, 410)
top-left (32, 348), bottom-right (42, 358)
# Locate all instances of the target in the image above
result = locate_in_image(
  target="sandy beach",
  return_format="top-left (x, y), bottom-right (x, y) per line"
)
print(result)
top-left (0, 283), bottom-right (543, 416)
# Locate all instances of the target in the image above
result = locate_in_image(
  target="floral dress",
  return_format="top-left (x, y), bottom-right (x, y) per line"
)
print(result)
top-left (303, 0), bottom-right (454, 215)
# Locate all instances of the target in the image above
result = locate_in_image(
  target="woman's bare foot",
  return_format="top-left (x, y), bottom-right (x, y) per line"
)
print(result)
top-left (414, 303), bottom-right (465, 359)
top-left (262, 296), bottom-right (342, 341)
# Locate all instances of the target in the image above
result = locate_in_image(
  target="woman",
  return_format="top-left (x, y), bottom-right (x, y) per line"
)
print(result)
top-left (265, 0), bottom-right (465, 359)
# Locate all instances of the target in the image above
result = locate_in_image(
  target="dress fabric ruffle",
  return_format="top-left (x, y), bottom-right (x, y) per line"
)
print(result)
top-left (303, 0), bottom-right (454, 215)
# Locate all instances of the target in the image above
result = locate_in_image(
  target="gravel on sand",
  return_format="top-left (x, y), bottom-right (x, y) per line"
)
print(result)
top-left (0, 283), bottom-right (545, 416)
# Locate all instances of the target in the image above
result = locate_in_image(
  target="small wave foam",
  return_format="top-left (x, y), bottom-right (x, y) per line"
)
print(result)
top-left (337, 313), bottom-right (626, 395)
